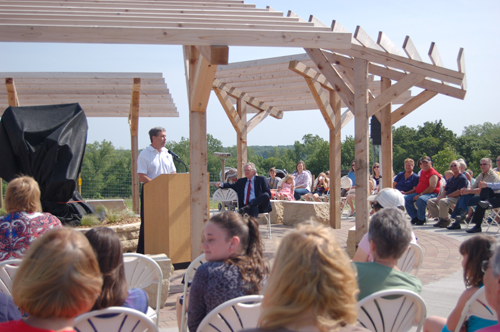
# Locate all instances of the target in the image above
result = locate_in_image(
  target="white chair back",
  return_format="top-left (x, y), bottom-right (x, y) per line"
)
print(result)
top-left (180, 254), bottom-right (207, 332)
top-left (341, 176), bottom-right (353, 189)
top-left (357, 289), bottom-right (426, 332)
top-left (74, 306), bottom-right (158, 332)
top-left (454, 287), bottom-right (497, 332)
top-left (196, 295), bottom-right (263, 332)
top-left (212, 188), bottom-right (239, 212)
top-left (0, 259), bottom-right (22, 296)
top-left (122, 253), bottom-right (163, 326)
top-left (397, 243), bottom-right (423, 276)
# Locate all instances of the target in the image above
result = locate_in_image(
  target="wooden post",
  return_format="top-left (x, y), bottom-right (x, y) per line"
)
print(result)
top-left (129, 78), bottom-right (141, 214)
top-left (380, 77), bottom-right (393, 190)
top-left (184, 45), bottom-right (219, 260)
top-left (237, 99), bottom-right (247, 178)
top-left (330, 90), bottom-right (342, 228)
top-left (353, 58), bottom-right (370, 244)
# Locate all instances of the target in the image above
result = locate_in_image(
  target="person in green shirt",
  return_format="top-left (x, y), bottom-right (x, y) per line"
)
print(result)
top-left (354, 208), bottom-right (422, 300)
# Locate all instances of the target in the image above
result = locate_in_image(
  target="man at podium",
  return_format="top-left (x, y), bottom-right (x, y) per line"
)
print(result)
top-left (216, 162), bottom-right (272, 218)
top-left (137, 127), bottom-right (176, 254)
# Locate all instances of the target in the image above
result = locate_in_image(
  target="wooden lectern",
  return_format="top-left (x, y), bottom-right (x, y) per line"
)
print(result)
top-left (144, 173), bottom-right (191, 264)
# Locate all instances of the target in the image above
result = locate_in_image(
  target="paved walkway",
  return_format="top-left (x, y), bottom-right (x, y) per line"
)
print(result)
top-left (157, 216), bottom-right (500, 332)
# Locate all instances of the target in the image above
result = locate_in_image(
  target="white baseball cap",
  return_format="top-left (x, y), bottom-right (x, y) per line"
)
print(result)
top-left (367, 188), bottom-right (405, 208)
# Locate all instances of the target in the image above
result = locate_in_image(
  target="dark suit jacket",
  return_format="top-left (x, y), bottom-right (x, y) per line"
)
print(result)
top-left (222, 176), bottom-right (272, 213)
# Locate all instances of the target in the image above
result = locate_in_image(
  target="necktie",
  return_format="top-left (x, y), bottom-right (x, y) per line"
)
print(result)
top-left (246, 180), bottom-right (251, 205)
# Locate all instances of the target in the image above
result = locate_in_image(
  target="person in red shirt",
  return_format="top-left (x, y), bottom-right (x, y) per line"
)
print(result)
top-left (404, 156), bottom-right (441, 225)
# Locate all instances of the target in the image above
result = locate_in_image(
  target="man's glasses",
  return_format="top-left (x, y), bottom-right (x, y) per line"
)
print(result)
top-left (450, 165), bottom-right (458, 168)
top-left (481, 260), bottom-right (490, 273)
top-left (374, 166), bottom-right (379, 168)
top-left (480, 163), bottom-right (489, 166)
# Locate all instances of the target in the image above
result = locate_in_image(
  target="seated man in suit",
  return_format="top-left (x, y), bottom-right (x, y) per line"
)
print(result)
top-left (216, 162), bottom-right (272, 218)
top-left (466, 181), bottom-right (500, 233)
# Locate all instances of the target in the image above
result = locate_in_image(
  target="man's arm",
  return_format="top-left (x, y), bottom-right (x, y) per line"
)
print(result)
top-left (138, 173), bottom-right (152, 184)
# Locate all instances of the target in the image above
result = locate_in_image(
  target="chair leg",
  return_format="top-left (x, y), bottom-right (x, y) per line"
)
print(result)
top-left (267, 214), bottom-right (272, 239)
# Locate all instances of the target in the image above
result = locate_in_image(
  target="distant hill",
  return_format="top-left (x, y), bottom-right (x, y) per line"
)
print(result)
top-left (247, 145), bottom-right (294, 159)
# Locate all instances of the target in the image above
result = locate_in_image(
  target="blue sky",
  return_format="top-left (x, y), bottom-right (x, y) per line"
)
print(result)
top-left (1, 0), bottom-right (498, 150)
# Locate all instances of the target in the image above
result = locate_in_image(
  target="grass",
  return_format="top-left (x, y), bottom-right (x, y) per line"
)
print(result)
top-left (80, 214), bottom-right (101, 227)
top-left (0, 207), bottom-right (6, 216)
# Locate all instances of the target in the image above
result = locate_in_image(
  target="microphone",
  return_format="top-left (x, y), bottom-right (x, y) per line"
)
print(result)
top-left (168, 150), bottom-right (180, 159)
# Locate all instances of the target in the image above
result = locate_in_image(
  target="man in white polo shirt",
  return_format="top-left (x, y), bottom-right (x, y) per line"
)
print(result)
top-left (137, 127), bottom-right (176, 254)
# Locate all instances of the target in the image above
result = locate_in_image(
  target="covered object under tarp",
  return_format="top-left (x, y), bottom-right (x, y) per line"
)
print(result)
top-left (0, 103), bottom-right (95, 225)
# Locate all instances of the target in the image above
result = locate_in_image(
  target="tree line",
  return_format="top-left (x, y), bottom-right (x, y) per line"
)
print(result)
top-left (71, 120), bottom-right (499, 199)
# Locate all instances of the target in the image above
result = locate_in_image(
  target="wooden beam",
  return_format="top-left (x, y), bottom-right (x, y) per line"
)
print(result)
top-left (129, 78), bottom-right (140, 214)
top-left (391, 90), bottom-right (438, 124)
top-left (377, 31), bottom-right (405, 56)
top-left (380, 77), bottom-right (393, 190)
top-left (367, 73), bottom-right (425, 118)
top-left (5, 77), bottom-right (19, 106)
top-left (457, 48), bottom-right (467, 91)
top-left (184, 45), bottom-right (210, 260)
top-left (330, 90), bottom-right (342, 229)
top-left (213, 79), bottom-right (283, 119)
top-left (196, 45), bottom-right (229, 65)
top-left (288, 60), bottom-right (334, 90)
top-left (403, 36), bottom-right (423, 61)
top-left (237, 99), bottom-right (248, 178)
top-left (322, 51), bottom-right (466, 99)
top-left (212, 87), bottom-right (242, 133)
top-left (353, 58), bottom-right (370, 245)
top-left (354, 26), bottom-right (385, 52)
top-left (304, 77), bottom-right (335, 130)
top-left (305, 48), bottom-right (354, 109)
top-left (428, 42), bottom-right (443, 67)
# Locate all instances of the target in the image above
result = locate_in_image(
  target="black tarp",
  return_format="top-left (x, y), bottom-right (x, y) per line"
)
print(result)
top-left (0, 103), bottom-right (96, 225)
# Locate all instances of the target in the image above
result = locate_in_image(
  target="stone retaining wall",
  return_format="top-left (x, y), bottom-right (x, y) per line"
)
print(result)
top-left (270, 200), bottom-right (330, 226)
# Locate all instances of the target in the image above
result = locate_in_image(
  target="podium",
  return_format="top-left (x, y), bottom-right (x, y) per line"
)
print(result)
top-left (144, 173), bottom-right (191, 264)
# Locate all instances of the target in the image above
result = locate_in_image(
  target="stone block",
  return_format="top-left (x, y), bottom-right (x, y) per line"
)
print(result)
top-left (270, 201), bottom-right (284, 224)
top-left (86, 199), bottom-right (128, 212)
top-left (278, 201), bottom-right (330, 226)
top-left (346, 226), bottom-right (357, 259)
top-left (144, 253), bottom-right (173, 309)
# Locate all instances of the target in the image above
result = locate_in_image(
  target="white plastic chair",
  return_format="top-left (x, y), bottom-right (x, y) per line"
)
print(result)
top-left (397, 243), bottom-right (423, 276)
top-left (212, 188), bottom-right (238, 212)
top-left (357, 289), bottom-right (426, 332)
top-left (454, 287), bottom-right (497, 332)
top-left (122, 253), bottom-right (163, 327)
top-left (0, 259), bottom-right (22, 295)
top-left (74, 306), bottom-right (158, 332)
top-left (196, 295), bottom-right (263, 332)
top-left (340, 176), bottom-right (353, 215)
top-left (180, 254), bottom-right (207, 332)
top-left (221, 188), bottom-right (272, 239)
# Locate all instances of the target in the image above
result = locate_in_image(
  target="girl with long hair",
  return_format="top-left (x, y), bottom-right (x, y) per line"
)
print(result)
top-left (188, 211), bottom-right (268, 332)
top-left (424, 235), bottom-right (497, 332)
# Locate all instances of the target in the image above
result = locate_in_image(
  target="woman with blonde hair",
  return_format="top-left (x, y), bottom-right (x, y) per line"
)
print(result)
top-left (243, 223), bottom-right (368, 332)
top-left (0, 175), bottom-right (62, 261)
top-left (0, 227), bottom-right (103, 331)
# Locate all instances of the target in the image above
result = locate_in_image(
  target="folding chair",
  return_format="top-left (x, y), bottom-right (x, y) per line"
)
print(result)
top-left (122, 253), bottom-right (163, 327)
top-left (180, 254), bottom-right (207, 332)
top-left (358, 289), bottom-right (426, 332)
top-left (397, 243), bottom-right (423, 276)
top-left (212, 188), bottom-right (238, 213)
top-left (0, 259), bottom-right (22, 295)
top-left (196, 295), bottom-right (263, 332)
top-left (340, 176), bottom-right (353, 216)
top-left (74, 306), bottom-right (158, 332)
top-left (454, 287), bottom-right (497, 332)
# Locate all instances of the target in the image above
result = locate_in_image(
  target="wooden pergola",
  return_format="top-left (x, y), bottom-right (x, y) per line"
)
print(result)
top-left (0, 0), bottom-right (466, 256)
top-left (0, 72), bottom-right (179, 213)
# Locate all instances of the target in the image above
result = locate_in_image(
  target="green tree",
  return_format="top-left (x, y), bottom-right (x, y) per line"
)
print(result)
top-left (431, 147), bottom-right (459, 174)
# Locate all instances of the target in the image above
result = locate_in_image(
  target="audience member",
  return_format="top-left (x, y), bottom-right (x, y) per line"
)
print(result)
top-left (292, 160), bottom-right (312, 200)
top-left (85, 227), bottom-right (148, 313)
top-left (346, 161), bottom-right (357, 217)
top-left (424, 235), bottom-right (497, 332)
top-left (0, 228), bottom-right (102, 331)
top-left (447, 158), bottom-right (500, 230)
top-left (352, 189), bottom-right (417, 262)
top-left (404, 156), bottom-right (441, 225)
top-left (0, 176), bottom-right (62, 262)
top-left (466, 181), bottom-right (500, 233)
top-left (444, 170), bottom-right (454, 181)
top-left (304, 172), bottom-right (329, 202)
top-left (187, 212), bottom-right (268, 332)
top-left (243, 222), bottom-right (368, 332)
top-left (428, 160), bottom-right (467, 228)
top-left (480, 241), bottom-right (500, 332)
top-left (371, 163), bottom-right (381, 189)
top-left (354, 208), bottom-right (422, 300)
top-left (216, 162), bottom-right (272, 218)
top-left (0, 293), bottom-right (21, 323)
top-left (466, 169), bottom-right (475, 186)
top-left (275, 174), bottom-right (295, 201)
top-left (393, 158), bottom-right (419, 194)
top-left (267, 167), bottom-right (280, 190)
